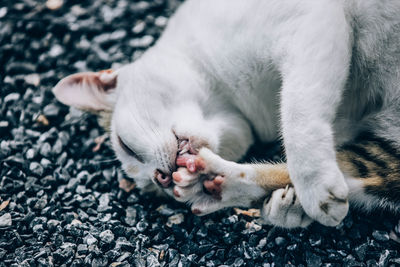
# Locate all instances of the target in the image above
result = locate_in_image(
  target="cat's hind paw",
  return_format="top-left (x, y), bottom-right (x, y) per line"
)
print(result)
top-left (172, 148), bottom-right (231, 206)
top-left (171, 167), bottom-right (225, 203)
top-left (173, 148), bottom-right (265, 215)
top-left (261, 186), bottom-right (313, 228)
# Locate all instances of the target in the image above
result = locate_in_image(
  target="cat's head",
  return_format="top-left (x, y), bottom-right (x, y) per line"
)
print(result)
top-left (52, 61), bottom-right (246, 196)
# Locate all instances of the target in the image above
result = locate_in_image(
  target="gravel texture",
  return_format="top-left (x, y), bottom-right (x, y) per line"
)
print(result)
top-left (1, 0), bottom-right (400, 266)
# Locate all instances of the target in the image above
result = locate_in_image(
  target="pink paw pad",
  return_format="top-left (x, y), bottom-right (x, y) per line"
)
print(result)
top-left (172, 172), bottom-right (182, 183)
top-left (203, 175), bottom-right (225, 200)
top-left (176, 155), bottom-right (206, 173)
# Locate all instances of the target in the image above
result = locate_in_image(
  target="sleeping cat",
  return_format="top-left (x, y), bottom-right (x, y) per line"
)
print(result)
top-left (52, 0), bottom-right (400, 228)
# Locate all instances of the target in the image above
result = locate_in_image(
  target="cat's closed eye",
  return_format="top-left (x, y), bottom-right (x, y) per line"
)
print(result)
top-left (117, 135), bottom-right (145, 163)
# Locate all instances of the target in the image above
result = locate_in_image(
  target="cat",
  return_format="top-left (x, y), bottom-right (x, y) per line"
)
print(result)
top-left (52, 0), bottom-right (400, 228)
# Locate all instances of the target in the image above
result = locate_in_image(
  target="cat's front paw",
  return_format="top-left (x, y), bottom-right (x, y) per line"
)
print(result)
top-left (261, 186), bottom-right (313, 228)
top-left (296, 169), bottom-right (349, 227)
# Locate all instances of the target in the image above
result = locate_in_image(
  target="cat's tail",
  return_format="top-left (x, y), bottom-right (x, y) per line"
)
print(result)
top-left (337, 132), bottom-right (400, 213)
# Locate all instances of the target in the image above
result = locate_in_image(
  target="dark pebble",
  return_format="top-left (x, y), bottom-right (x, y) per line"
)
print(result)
top-left (91, 256), bottom-right (108, 267)
top-left (84, 234), bottom-right (98, 246)
top-left (39, 142), bottom-right (52, 158)
top-left (77, 244), bottom-right (88, 255)
top-left (372, 230), bottom-right (390, 242)
top-left (378, 250), bottom-right (390, 266)
top-left (0, 121), bottom-right (9, 133)
top-left (124, 206), bottom-right (137, 226)
top-left (306, 251), bottom-right (322, 267)
top-left (115, 237), bottom-right (135, 252)
top-left (6, 62), bottom-right (36, 74)
top-left (99, 229), bottom-right (115, 244)
top-left (29, 162), bottom-right (44, 176)
top-left (274, 236), bottom-right (287, 246)
top-left (354, 243), bottom-right (368, 262)
top-left (43, 103), bottom-right (60, 117)
top-left (0, 213), bottom-right (12, 227)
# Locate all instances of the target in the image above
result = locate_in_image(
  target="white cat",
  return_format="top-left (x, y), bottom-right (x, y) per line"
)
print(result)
top-left (53, 0), bottom-right (400, 228)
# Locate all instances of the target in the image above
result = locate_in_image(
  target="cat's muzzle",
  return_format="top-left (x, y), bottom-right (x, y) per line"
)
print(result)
top-left (153, 138), bottom-right (195, 188)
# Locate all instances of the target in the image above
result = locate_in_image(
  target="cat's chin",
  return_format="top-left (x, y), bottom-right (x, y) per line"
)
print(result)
top-left (136, 179), bottom-right (172, 197)
top-left (147, 179), bottom-right (178, 199)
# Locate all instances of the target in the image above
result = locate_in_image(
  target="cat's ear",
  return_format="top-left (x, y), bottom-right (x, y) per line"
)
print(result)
top-left (52, 69), bottom-right (118, 112)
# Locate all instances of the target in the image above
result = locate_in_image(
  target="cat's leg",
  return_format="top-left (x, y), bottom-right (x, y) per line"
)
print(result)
top-left (276, 3), bottom-right (352, 226)
top-left (172, 148), bottom-right (266, 214)
top-left (173, 148), bottom-right (313, 228)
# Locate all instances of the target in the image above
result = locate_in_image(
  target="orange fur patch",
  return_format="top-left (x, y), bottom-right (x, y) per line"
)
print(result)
top-left (254, 164), bottom-right (291, 191)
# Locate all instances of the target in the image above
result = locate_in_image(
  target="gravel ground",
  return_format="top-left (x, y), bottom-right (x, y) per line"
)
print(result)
top-left (1, 0), bottom-right (400, 266)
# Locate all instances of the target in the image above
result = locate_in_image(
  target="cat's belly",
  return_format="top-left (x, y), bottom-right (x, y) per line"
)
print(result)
top-left (223, 75), bottom-right (282, 143)
top-left (225, 76), bottom-right (366, 147)
top-left (236, 92), bottom-right (280, 143)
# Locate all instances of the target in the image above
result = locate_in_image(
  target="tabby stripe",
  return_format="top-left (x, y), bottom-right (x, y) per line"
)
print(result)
top-left (350, 158), bottom-right (369, 178)
top-left (356, 132), bottom-right (400, 162)
top-left (343, 143), bottom-right (389, 171)
top-left (360, 133), bottom-right (400, 176)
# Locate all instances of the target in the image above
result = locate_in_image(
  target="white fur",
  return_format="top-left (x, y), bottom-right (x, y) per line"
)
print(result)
top-left (54, 0), bottom-right (400, 227)
top-left (346, 177), bottom-right (398, 213)
top-left (261, 187), bottom-right (313, 229)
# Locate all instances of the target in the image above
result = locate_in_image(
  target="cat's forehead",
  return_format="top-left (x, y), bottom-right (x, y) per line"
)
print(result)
top-left (112, 91), bottom-right (163, 136)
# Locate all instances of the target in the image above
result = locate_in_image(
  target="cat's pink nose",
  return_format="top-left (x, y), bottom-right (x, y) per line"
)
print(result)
top-left (155, 170), bottom-right (172, 188)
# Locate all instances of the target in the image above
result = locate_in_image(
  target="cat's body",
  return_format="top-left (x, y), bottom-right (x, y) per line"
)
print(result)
top-left (53, 0), bottom-right (400, 228)
top-left (161, 0), bottom-right (400, 146)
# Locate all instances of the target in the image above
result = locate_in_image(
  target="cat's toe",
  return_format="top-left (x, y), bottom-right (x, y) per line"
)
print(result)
top-left (173, 182), bottom-right (202, 202)
top-left (203, 175), bottom-right (225, 200)
top-left (176, 154), bottom-right (206, 173)
top-left (299, 174), bottom-right (349, 227)
top-left (262, 187), bottom-right (313, 228)
top-left (172, 168), bottom-right (198, 187)
top-left (316, 187), bottom-right (349, 226)
top-left (197, 148), bottom-right (229, 174)
top-left (174, 148), bottom-right (252, 214)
